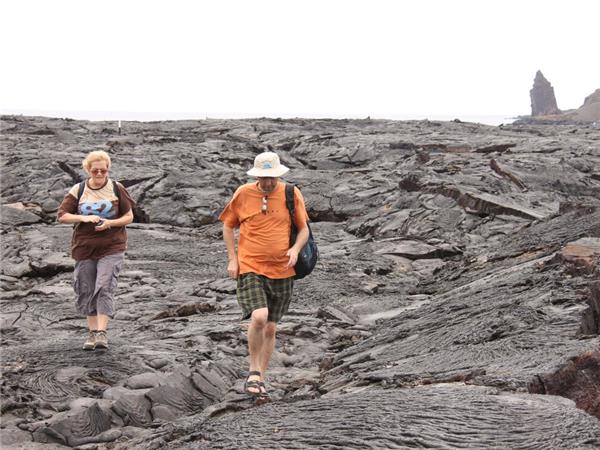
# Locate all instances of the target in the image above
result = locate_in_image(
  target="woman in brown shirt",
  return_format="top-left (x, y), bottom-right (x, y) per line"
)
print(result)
top-left (57, 150), bottom-right (134, 350)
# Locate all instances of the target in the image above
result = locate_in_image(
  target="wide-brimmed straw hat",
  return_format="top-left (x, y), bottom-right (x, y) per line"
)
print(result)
top-left (246, 152), bottom-right (289, 177)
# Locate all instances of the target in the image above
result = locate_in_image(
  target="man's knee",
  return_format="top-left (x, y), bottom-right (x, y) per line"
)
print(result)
top-left (250, 308), bottom-right (269, 328)
top-left (264, 321), bottom-right (277, 338)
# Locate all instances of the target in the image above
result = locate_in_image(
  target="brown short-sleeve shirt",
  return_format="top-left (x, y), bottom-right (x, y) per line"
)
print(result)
top-left (57, 179), bottom-right (134, 261)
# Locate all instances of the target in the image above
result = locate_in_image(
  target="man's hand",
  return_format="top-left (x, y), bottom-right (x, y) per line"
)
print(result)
top-left (227, 259), bottom-right (239, 279)
top-left (286, 225), bottom-right (308, 268)
top-left (286, 248), bottom-right (299, 268)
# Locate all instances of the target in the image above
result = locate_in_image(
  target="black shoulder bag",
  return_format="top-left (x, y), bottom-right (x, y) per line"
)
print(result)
top-left (285, 184), bottom-right (318, 280)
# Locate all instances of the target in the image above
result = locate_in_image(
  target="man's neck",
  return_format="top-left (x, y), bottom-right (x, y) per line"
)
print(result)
top-left (256, 181), bottom-right (278, 194)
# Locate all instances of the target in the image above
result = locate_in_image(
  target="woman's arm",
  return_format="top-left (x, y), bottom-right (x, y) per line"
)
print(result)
top-left (58, 212), bottom-right (101, 225)
top-left (94, 209), bottom-right (134, 231)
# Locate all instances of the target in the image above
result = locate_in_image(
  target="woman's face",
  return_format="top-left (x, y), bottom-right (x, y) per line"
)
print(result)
top-left (89, 160), bottom-right (109, 183)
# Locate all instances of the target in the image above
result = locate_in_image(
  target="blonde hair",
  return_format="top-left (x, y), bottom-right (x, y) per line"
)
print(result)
top-left (82, 150), bottom-right (111, 175)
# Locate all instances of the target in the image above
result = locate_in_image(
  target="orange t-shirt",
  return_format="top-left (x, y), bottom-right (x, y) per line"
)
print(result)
top-left (219, 181), bottom-right (309, 279)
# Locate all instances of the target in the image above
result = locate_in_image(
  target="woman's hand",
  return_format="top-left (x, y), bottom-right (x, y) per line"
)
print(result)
top-left (81, 215), bottom-right (102, 224)
top-left (94, 219), bottom-right (112, 232)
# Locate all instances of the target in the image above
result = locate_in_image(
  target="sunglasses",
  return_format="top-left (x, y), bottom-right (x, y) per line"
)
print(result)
top-left (261, 196), bottom-right (268, 214)
top-left (91, 168), bottom-right (108, 175)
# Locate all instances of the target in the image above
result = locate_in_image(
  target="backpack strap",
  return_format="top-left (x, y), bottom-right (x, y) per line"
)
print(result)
top-left (72, 180), bottom-right (86, 229)
top-left (285, 183), bottom-right (296, 228)
top-left (76, 180), bottom-right (86, 204)
top-left (112, 179), bottom-right (122, 205)
top-left (285, 183), bottom-right (297, 246)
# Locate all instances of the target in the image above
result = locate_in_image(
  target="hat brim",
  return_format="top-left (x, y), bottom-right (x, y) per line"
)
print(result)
top-left (246, 165), bottom-right (289, 177)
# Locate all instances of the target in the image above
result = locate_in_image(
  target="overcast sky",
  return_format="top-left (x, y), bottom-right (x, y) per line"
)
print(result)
top-left (2, 0), bottom-right (599, 122)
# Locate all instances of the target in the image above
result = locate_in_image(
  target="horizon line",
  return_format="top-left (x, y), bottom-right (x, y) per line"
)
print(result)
top-left (1, 109), bottom-right (519, 126)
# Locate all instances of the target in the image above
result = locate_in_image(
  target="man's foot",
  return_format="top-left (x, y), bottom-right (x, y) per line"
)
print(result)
top-left (244, 370), bottom-right (263, 396)
top-left (95, 330), bottom-right (108, 349)
top-left (82, 331), bottom-right (96, 350)
top-left (255, 381), bottom-right (271, 405)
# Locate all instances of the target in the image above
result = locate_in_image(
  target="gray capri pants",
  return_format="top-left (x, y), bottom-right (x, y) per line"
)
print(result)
top-left (73, 253), bottom-right (124, 317)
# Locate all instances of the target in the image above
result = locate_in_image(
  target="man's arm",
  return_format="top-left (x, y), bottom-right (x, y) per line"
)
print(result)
top-left (223, 224), bottom-right (239, 279)
top-left (286, 225), bottom-right (309, 268)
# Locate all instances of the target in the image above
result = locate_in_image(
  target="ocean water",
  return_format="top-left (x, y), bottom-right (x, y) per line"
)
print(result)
top-left (1, 109), bottom-right (516, 126)
top-left (383, 114), bottom-right (516, 126)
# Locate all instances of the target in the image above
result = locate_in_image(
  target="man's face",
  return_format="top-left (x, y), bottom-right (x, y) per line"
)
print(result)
top-left (257, 177), bottom-right (278, 193)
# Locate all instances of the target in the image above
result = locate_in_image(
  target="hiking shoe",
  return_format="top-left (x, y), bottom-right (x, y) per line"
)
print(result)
top-left (82, 331), bottom-right (96, 350)
top-left (95, 330), bottom-right (108, 349)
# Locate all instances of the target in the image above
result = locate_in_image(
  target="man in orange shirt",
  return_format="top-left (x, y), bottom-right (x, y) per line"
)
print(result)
top-left (219, 151), bottom-right (309, 402)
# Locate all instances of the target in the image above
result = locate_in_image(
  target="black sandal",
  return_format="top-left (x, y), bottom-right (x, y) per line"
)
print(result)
top-left (255, 381), bottom-right (271, 404)
top-left (244, 370), bottom-right (263, 397)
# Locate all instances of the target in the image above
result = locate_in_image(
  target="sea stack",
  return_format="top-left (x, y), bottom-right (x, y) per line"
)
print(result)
top-left (530, 70), bottom-right (561, 116)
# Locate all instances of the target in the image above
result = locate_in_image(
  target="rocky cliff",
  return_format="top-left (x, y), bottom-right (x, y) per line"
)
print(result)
top-left (530, 70), bottom-right (561, 116)
top-left (521, 71), bottom-right (600, 124)
top-left (1, 115), bottom-right (599, 449)
top-left (569, 88), bottom-right (600, 122)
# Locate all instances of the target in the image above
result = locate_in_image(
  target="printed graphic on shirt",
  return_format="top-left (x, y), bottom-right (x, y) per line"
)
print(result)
top-left (68, 180), bottom-right (120, 219)
top-left (78, 200), bottom-right (117, 218)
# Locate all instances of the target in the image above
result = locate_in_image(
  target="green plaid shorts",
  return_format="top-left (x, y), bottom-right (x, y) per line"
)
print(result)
top-left (236, 272), bottom-right (294, 323)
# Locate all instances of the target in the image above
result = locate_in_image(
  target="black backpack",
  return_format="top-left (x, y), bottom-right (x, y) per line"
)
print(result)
top-left (285, 184), bottom-right (318, 280)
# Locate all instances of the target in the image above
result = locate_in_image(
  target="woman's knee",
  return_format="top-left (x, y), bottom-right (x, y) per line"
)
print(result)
top-left (74, 260), bottom-right (95, 295)
top-left (95, 254), bottom-right (124, 292)
top-left (74, 261), bottom-right (96, 314)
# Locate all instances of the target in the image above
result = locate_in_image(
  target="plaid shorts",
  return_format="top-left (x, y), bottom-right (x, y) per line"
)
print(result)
top-left (236, 272), bottom-right (294, 323)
